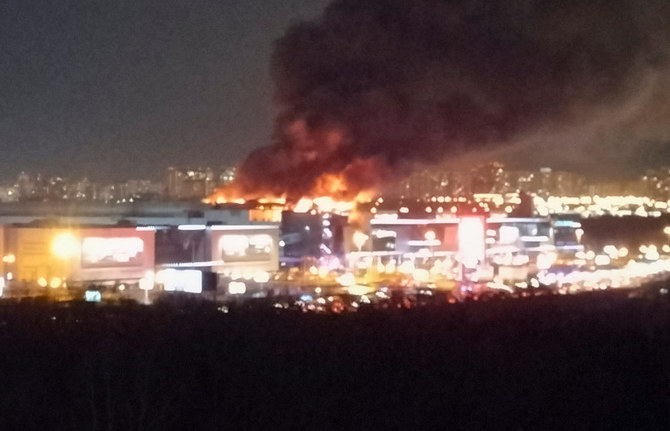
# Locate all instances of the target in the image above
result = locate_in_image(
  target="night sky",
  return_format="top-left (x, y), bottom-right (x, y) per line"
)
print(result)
top-left (2, 0), bottom-right (669, 184)
top-left (0, 0), bottom-right (330, 181)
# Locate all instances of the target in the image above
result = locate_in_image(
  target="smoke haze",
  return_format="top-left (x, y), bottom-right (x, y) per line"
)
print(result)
top-left (230, 0), bottom-right (670, 199)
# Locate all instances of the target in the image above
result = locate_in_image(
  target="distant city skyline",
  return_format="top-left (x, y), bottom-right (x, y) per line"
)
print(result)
top-left (3, 162), bottom-right (670, 205)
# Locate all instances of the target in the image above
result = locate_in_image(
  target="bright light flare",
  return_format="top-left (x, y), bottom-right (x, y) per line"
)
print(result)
top-left (347, 285), bottom-right (373, 296)
top-left (52, 233), bottom-right (80, 259)
top-left (594, 255), bottom-right (611, 266)
top-left (252, 270), bottom-right (270, 283)
top-left (458, 217), bottom-right (485, 269)
top-left (228, 281), bottom-right (247, 294)
top-left (412, 268), bottom-right (430, 283)
top-left (336, 272), bottom-right (356, 287)
top-left (537, 252), bottom-right (556, 270)
top-left (293, 197), bottom-right (313, 213)
top-left (353, 231), bottom-right (369, 251)
top-left (139, 270), bottom-right (155, 290)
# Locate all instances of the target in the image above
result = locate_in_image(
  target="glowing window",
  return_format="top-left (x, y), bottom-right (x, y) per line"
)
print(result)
top-left (220, 234), bottom-right (273, 262)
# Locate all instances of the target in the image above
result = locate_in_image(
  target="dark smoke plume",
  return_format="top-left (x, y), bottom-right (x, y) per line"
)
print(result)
top-left (231, 0), bottom-right (670, 199)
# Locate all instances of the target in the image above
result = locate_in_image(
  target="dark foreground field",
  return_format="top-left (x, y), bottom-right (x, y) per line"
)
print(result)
top-left (0, 289), bottom-right (669, 430)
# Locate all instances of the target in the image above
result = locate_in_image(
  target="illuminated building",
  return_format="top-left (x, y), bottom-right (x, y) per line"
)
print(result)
top-left (0, 221), bottom-right (280, 293)
top-left (0, 201), bottom-right (252, 226)
top-left (471, 162), bottom-right (507, 194)
top-left (155, 224), bottom-right (279, 291)
top-left (368, 218), bottom-right (460, 255)
top-left (485, 217), bottom-right (556, 280)
top-left (218, 167), bottom-right (236, 186)
top-left (17, 172), bottom-right (34, 201)
top-left (552, 219), bottom-right (584, 262)
top-left (2, 225), bottom-right (155, 286)
top-left (166, 167), bottom-right (216, 200)
top-left (280, 211), bottom-right (347, 260)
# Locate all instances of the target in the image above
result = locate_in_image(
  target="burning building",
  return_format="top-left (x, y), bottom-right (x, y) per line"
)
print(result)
top-left (280, 211), bottom-right (347, 262)
top-left (209, 0), bottom-right (670, 210)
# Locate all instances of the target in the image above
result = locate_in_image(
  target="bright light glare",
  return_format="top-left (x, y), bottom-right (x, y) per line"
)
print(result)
top-left (336, 273), bottom-right (356, 287)
top-left (293, 198), bottom-right (313, 213)
top-left (347, 285), bottom-right (372, 296)
top-left (645, 249), bottom-right (660, 261)
top-left (178, 224), bottom-right (207, 231)
top-left (85, 290), bottom-right (102, 302)
top-left (139, 270), bottom-right (155, 290)
top-left (221, 235), bottom-right (250, 255)
top-left (52, 233), bottom-right (80, 259)
top-left (499, 226), bottom-right (520, 244)
top-left (252, 270), bottom-right (270, 283)
top-left (594, 255), bottom-right (611, 266)
top-left (459, 217), bottom-right (485, 269)
top-left (536, 252), bottom-right (556, 270)
top-left (398, 260), bottom-right (415, 274)
top-left (161, 269), bottom-right (202, 293)
top-left (228, 281), bottom-right (246, 294)
top-left (412, 268), bottom-right (430, 283)
top-left (353, 231), bottom-right (369, 251)
top-left (603, 245), bottom-right (618, 258)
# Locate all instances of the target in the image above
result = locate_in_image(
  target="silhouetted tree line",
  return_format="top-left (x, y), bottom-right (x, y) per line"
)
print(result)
top-left (0, 288), bottom-right (668, 429)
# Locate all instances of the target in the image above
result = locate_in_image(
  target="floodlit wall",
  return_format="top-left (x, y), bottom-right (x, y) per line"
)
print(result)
top-left (209, 226), bottom-right (279, 273)
top-left (5, 226), bottom-right (155, 284)
top-left (72, 227), bottom-right (155, 282)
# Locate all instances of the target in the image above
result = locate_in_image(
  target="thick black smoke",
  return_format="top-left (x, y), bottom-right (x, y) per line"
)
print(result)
top-left (233, 0), bottom-right (670, 199)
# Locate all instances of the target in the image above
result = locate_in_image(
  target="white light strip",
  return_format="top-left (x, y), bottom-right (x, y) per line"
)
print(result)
top-left (525, 245), bottom-right (557, 252)
top-left (210, 225), bottom-right (278, 231)
top-left (162, 260), bottom-right (225, 268)
top-left (408, 240), bottom-right (442, 246)
top-left (487, 217), bottom-right (548, 223)
top-left (520, 235), bottom-right (550, 242)
top-left (486, 245), bottom-right (521, 254)
top-left (371, 218), bottom-right (460, 225)
top-left (178, 225), bottom-right (207, 231)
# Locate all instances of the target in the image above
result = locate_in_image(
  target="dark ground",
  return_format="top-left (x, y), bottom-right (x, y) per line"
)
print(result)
top-left (0, 288), bottom-right (669, 430)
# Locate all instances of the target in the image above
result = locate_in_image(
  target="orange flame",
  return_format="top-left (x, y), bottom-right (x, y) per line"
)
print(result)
top-left (205, 170), bottom-right (375, 214)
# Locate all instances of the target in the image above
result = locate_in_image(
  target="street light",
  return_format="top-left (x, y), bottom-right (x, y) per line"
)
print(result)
top-left (353, 231), bottom-right (369, 252)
